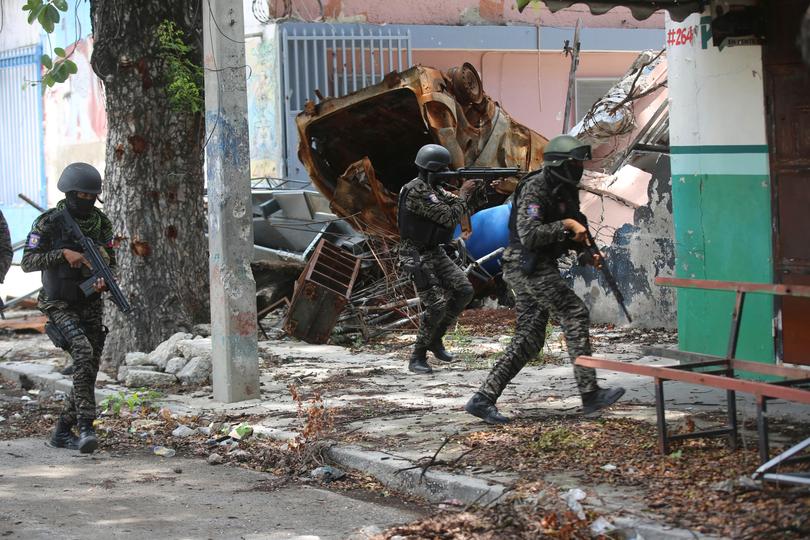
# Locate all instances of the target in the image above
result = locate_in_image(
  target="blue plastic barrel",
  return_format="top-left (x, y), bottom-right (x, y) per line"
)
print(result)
top-left (453, 202), bottom-right (511, 274)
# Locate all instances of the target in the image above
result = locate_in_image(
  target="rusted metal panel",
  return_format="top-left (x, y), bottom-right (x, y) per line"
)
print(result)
top-left (295, 63), bottom-right (548, 236)
top-left (283, 239), bottom-right (361, 344)
top-left (764, 0), bottom-right (810, 366)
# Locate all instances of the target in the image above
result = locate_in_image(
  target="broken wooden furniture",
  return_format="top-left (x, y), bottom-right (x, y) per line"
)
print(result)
top-left (283, 239), bottom-right (361, 344)
top-left (575, 277), bottom-right (810, 486)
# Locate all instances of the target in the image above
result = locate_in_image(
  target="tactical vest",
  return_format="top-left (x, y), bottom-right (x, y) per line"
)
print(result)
top-left (398, 180), bottom-right (454, 249)
top-left (508, 171), bottom-right (578, 260)
top-left (41, 214), bottom-right (96, 302)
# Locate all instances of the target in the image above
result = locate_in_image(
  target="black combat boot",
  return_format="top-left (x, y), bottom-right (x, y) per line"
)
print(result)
top-left (581, 386), bottom-right (626, 414)
top-left (49, 416), bottom-right (79, 450)
top-left (77, 418), bottom-right (98, 454)
top-left (465, 392), bottom-right (509, 425)
top-left (408, 347), bottom-right (433, 374)
top-left (428, 339), bottom-right (454, 362)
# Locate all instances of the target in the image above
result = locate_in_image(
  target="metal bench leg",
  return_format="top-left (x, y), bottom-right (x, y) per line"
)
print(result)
top-left (654, 377), bottom-right (669, 454)
top-left (757, 397), bottom-right (769, 462)
top-left (727, 389), bottom-right (738, 450)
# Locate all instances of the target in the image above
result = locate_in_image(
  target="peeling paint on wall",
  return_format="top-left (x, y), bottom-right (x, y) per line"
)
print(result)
top-left (569, 156), bottom-right (675, 327)
top-left (246, 25), bottom-right (284, 178)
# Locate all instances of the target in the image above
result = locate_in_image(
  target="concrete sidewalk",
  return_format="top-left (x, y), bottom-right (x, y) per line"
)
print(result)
top-left (1, 330), bottom-right (807, 539)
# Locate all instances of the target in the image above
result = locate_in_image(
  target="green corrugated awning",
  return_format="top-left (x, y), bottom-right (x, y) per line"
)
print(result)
top-left (517, 1), bottom-right (706, 21)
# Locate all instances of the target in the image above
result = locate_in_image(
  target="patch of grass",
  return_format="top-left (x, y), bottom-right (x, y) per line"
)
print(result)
top-left (100, 388), bottom-right (162, 416)
top-left (527, 426), bottom-right (594, 453)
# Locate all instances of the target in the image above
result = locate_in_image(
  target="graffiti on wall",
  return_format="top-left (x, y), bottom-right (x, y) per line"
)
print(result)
top-left (246, 32), bottom-right (284, 179)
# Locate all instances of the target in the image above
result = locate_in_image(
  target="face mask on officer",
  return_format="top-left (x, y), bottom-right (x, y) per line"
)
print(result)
top-left (548, 159), bottom-right (584, 187)
top-left (66, 191), bottom-right (96, 218)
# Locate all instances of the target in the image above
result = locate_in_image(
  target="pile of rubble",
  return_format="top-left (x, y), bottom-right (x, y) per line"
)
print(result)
top-left (117, 332), bottom-right (214, 388)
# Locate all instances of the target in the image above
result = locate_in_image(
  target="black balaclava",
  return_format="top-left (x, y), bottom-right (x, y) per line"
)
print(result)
top-left (546, 159), bottom-right (584, 187)
top-left (66, 191), bottom-right (96, 218)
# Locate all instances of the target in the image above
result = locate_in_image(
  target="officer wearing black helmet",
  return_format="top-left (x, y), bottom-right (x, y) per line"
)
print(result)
top-left (398, 144), bottom-right (479, 374)
top-left (465, 135), bottom-right (625, 424)
top-left (21, 162), bottom-right (115, 453)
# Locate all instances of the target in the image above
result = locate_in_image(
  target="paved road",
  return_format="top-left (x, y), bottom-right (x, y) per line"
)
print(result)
top-left (0, 438), bottom-right (423, 539)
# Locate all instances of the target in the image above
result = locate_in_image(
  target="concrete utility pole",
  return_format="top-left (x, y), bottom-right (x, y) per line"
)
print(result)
top-left (203, 0), bottom-right (260, 402)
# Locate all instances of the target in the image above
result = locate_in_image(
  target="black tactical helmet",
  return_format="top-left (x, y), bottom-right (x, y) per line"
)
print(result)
top-left (542, 135), bottom-right (592, 167)
top-left (57, 162), bottom-right (102, 194)
top-left (414, 144), bottom-right (451, 172)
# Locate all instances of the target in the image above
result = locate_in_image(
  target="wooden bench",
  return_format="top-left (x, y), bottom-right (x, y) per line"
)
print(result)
top-left (575, 278), bottom-right (810, 485)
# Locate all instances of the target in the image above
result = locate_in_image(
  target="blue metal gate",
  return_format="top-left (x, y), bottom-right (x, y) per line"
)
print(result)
top-left (0, 45), bottom-right (46, 243)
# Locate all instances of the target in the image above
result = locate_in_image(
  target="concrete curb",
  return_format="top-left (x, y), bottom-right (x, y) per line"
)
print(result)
top-left (0, 360), bottom-right (713, 538)
top-left (327, 445), bottom-right (507, 506)
top-left (0, 361), bottom-right (117, 402)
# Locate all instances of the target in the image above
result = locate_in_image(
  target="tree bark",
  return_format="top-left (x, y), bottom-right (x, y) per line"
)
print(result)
top-left (90, 1), bottom-right (209, 368)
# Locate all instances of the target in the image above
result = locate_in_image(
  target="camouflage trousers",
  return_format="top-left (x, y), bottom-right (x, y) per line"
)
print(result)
top-left (402, 245), bottom-right (474, 349)
top-left (46, 301), bottom-right (106, 423)
top-left (478, 259), bottom-right (598, 401)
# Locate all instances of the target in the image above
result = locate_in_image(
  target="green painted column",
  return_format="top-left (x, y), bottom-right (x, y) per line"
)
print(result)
top-left (671, 147), bottom-right (773, 362)
top-left (667, 14), bottom-right (774, 364)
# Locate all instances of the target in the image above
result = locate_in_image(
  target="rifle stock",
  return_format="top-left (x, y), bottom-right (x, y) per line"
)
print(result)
top-left (59, 210), bottom-right (132, 315)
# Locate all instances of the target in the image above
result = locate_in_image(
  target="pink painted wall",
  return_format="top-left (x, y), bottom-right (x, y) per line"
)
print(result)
top-left (267, 0), bottom-right (664, 28)
top-left (412, 50), bottom-right (641, 138)
top-left (43, 38), bottom-right (107, 206)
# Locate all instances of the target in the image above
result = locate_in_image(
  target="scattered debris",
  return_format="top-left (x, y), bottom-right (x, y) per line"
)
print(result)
top-left (562, 488), bottom-right (587, 520)
top-left (207, 453), bottom-right (224, 465)
top-left (150, 445), bottom-right (176, 458)
top-left (171, 425), bottom-right (196, 438)
top-left (310, 465), bottom-right (346, 482)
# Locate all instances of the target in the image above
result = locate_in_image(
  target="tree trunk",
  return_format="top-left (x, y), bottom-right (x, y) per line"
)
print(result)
top-left (90, 1), bottom-right (209, 369)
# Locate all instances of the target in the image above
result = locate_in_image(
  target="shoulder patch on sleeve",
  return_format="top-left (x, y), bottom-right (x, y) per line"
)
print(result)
top-left (26, 232), bottom-right (41, 249)
top-left (527, 203), bottom-right (540, 219)
top-left (427, 193), bottom-right (440, 204)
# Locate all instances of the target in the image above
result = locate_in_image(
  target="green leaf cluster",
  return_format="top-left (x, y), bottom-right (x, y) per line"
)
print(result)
top-left (100, 388), bottom-right (163, 416)
top-left (23, 0), bottom-right (76, 87)
top-left (23, 0), bottom-right (67, 33)
top-left (156, 20), bottom-right (204, 114)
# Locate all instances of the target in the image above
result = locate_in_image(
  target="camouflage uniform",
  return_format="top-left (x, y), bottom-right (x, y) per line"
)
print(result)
top-left (476, 170), bottom-right (598, 402)
top-left (21, 202), bottom-right (115, 424)
top-left (399, 177), bottom-right (474, 350)
top-left (0, 210), bottom-right (12, 283)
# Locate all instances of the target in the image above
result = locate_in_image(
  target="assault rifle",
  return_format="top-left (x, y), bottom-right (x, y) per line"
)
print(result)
top-left (579, 228), bottom-right (633, 323)
top-left (58, 210), bottom-right (132, 315)
top-left (430, 166), bottom-right (522, 195)
top-left (430, 167), bottom-right (523, 235)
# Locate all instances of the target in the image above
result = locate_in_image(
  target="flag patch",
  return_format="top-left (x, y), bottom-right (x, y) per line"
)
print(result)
top-left (26, 233), bottom-right (41, 248)
top-left (427, 193), bottom-right (440, 204)
top-left (527, 204), bottom-right (540, 219)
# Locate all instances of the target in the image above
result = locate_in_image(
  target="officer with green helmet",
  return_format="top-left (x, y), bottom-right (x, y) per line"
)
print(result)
top-left (465, 135), bottom-right (625, 424)
top-left (21, 162), bottom-right (115, 453)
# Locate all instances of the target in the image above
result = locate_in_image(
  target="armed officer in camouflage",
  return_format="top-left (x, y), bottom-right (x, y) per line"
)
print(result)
top-left (21, 163), bottom-right (115, 453)
top-left (398, 144), bottom-right (479, 374)
top-left (465, 135), bottom-right (625, 424)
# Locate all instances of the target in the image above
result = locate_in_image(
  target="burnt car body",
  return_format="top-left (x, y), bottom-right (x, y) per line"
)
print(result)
top-left (295, 63), bottom-right (549, 237)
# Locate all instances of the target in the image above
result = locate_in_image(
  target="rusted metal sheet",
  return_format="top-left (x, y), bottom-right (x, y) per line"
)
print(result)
top-left (0, 315), bottom-right (47, 333)
top-left (763, 2), bottom-right (810, 366)
top-left (296, 63), bottom-right (548, 236)
top-left (283, 239), bottom-right (361, 344)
